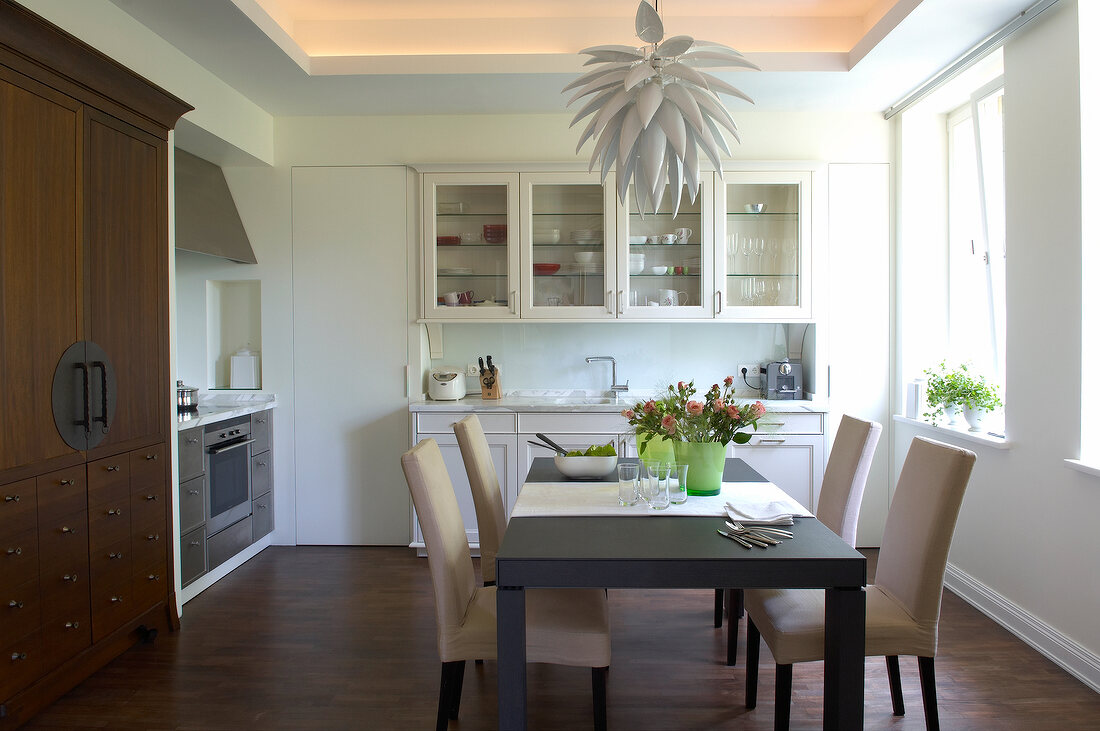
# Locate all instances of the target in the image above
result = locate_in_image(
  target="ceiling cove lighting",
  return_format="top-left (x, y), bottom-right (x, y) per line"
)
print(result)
top-left (564, 1), bottom-right (758, 216)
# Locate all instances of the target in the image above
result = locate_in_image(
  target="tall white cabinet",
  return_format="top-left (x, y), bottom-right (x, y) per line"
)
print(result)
top-left (291, 166), bottom-right (412, 545)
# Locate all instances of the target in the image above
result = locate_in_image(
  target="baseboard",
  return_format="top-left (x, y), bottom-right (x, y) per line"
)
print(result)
top-left (944, 563), bottom-right (1100, 692)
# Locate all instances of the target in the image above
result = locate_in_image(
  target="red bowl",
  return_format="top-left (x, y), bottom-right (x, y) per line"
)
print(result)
top-left (436, 235), bottom-right (461, 246)
top-left (483, 224), bottom-right (508, 243)
top-left (533, 263), bottom-right (561, 275)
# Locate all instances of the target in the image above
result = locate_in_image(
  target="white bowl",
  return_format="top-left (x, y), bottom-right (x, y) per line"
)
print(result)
top-left (648, 266), bottom-right (667, 275)
top-left (629, 262), bottom-right (645, 275)
top-left (628, 235), bottom-right (647, 244)
top-left (574, 251), bottom-right (600, 263)
top-left (554, 455), bottom-right (618, 479)
top-left (535, 229), bottom-right (561, 244)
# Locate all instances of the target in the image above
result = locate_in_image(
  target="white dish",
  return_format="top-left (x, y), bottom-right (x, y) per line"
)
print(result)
top-left (574, 252), bottom-right (601, 263)
top-left (648, 266), bottom-right (668, 275)
top-left (629, 262), bottom-right (645, 275)
top-left (438, 267), bottom-right (473, 275)
top-left (554, 455), bottom-right (618, 479)
top-left (628, 235), bottom-right (647, 244)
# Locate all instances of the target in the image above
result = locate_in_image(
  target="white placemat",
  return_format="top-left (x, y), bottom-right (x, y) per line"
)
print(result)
top-left (511, 481), bottom-right (813, 518)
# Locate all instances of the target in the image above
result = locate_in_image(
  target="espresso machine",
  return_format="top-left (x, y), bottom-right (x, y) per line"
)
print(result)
top-left (763, 359), bottom-right (803, 400)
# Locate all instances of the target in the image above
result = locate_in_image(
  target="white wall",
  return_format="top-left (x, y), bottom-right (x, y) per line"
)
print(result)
top-left (895, 1), bottom-right (1100, 687)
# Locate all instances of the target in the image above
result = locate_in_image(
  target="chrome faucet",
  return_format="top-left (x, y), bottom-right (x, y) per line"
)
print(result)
top-left (585, 356), bottom-right (629, 393)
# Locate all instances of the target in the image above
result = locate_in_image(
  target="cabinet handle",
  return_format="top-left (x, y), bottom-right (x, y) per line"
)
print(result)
top-left (4, 494), bottom-right (20, 502)
top-left (715, 290), bottom-right (722, 314)
top-left (110, 595), bottom-right (123, 604)
top-left (61, 526), bottom-right (75, 534)
top-left (145, 453), bottom-right (158, 461)
top-left (144, 494), bottom-right (158, 501)
top-left (617, 290), bottom-right (624, 314)
top-left (768, 421), bottom-right (786, 427)
top-left (146, 574), bottom-right (160, 581)
top-left (63, 573), bottom-right (78, 582)
top-left (11, 652), bottom-right (27, 661)
top-left (107, 508), bottom-right (122, 516)
top-left (187, 489), bottom-right (199, 496)
top-left (257, 503), bottom-right (268, 510)
top-left (189, 540), bottom-right (201, 547)
top-left (105, 464), bottom-right (121, 472)
top-left (92, 360), bottom-right (109, 433)
top-left (75, 361), bottom-right (91, 433)
top-left (257, 461), bottom-right (267, 467)
top-left (6, 547), bottom-right (22, 556)
top-left (8, 600), bottom-right (24, 609)
top-left (257, 418), bottom-right (266, 424)
top-left (65, 621), bottom-right (80, 629)
top-left (146, 534), bottom-right (160, 541)
top-left (509, 289), bottom-right (517, 314)
top-left (606, 290), bottom-right (614, 314)
top-left (759, 438), bottom-right (786, 445)
top-left (186, 437), bottom-right (199, 444)
top-left (60, 478), bottom-right (75, 485)
top-left (109, 552), bottom-right (123, 560)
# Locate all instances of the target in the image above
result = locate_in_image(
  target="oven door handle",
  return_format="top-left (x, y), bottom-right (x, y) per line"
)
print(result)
top-left (207, 438), bottom-right (256, 455)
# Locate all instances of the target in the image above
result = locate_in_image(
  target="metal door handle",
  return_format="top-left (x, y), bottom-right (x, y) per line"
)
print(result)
top-left (145, 453), bottom-right (158, 461)
top-left (61, 526), bottom-right (75, 534)
top-left (715, 290), bottom-right (723, 314)
top-left (146, 574), bottom-right (160, 581)
top-left (105, 465), bottom-right (121, 472)
top-left (11, 652), bottom-right (27, 661)
top-left (209, 438), bottom-right (255, 455)
top-left (187, 489), bottom-right (199, 496)
top-left (109, 552), bottom-right (123, 559)
top-left (509, 289), bottom-right (517, 314)
top-left (144, 494), bottom-right (158, 501)
top-left (110, 595), bottom-right (123, 604)
top-left (606, 290), bottom-right (614, 314)
top-left (759, 438), bottom-right (787, 445)
top-left (106, 508), bottom-right (122, 516)
top-left (617, 290), bottom-right (624, 314)
top-left (8, 600), bottom-right (24, 609)
top-left (65, 621), bottom-right (80, 629)
top-left (6, 547), bottom-right (22, 556)
top-left (63, 573), bottom-right (78, 582)
top-left (186, 437), bottom-right (199, 444)
top-left (3, 495), bottom-right (19, 502)
top-left (60, 479), bottom-right (74, 486)
top-left (146, 534), bottom-right (160, 541)
top-left (75, 362), bottom-right (90, 433)
top-left (92, 360), bottom-right (109, 432)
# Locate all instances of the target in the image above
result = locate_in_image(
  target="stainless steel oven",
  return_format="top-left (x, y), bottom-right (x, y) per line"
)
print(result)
top-left (204, 416), bottom-right (254, 535)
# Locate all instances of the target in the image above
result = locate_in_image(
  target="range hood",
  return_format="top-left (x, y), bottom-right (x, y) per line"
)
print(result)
top-left (174, 149), bottom-right (257, 264)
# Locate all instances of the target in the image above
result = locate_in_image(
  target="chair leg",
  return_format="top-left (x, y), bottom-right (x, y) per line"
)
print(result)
top-left (917, 656), bottom-right (940, 731)
top-left (714, 588), bottom-right (724, 627)
top-left (886, 655), bottom-right (905, 716)
top-left (775, 663), bottom-right (792, 731)
top-left (726, 589), bottom-right (744, 666)
top-left (745, 617), bottom-right (760, 709)
top-left (436, 661), bottom-right (461, 731)
top-left (447, 660), bottom-right (466, 719)
top-left (592, 666), bottom-right (609, 731)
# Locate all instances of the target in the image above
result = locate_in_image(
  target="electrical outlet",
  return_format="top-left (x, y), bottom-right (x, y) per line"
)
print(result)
top-left (738, 364), bottom-right (761, 381)
top-left (466, 363), bottom-right (479, 376)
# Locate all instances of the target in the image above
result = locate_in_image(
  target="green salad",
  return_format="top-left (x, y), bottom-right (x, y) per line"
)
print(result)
top-left (564, 442), bottom-right (616, 457)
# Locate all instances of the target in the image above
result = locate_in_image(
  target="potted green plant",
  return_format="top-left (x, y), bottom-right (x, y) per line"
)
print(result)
top-left (922, 361), bottom-right (1003, 431)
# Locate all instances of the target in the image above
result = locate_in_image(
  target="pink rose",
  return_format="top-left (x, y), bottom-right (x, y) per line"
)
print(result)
top-left (724, 375), bottom-right (734, 386)
top-left (686, 400), bottom-right (704, 416)
top-left (753, 401), bottom-right (766, 418)
top-left (661, 414), bottom-right (677, 434)
top-left (713, 398), bottom-right (725, 412)
top-left (727, 405), bottom-right (740, 419)
top-left (677, 381), bottom-right (685, 391)
top-left (643, 400), bottom-right (656, 414)
top-left (621, 409), bottom-right (635, 419)
top-left (711, 384), bottom-right (720, 393)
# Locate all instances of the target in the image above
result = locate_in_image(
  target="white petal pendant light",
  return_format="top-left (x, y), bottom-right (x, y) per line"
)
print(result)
top-left (564, 1), bottom-right (759, 216)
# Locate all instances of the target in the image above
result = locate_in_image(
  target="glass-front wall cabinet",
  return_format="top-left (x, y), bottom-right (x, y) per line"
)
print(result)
top-left (423, 173), bottom-right (520, 319)
top-left (616, 179), bottom-right (713, 318)
top-left (520, 173), bottom-right (616, 319)
top-left (715, 171), bottom-right (811, 319)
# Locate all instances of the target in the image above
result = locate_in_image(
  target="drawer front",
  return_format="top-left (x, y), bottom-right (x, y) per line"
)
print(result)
top-left (131, 558), bottom-right (168, 610)
top-left (129, 443), bottom-right (166, 489)
top-left (178, 429), bottom-right (204, 481)
top-left (1, 579), bottom-right (41, 647)
top-left (207, 517), bottom-right (251, 571)
top-left (88, 501), bottom-right (130, 552)
top-left (251, 451), bottom-right (272, 498)
top-left (91, 575), bottom-right (132, 643)
top-left (252, 492), bottom-right (273, 541)
top-left (37, 466), bottom-right (86, 524)
top-left (179, 475), bottom-right (205, 534)
top-left (251, 410), bottom-right (272, 454)
top-left (2, 527), bottom-right (40, 589)
top-left (130, 520), bottom-right (167, 574)
top-left (518, 412), bottom-right (629, 435)
top-left (130, 480), bottom-right (165, 528)
top-left (39, 557), bottom-right (89, 606)
top-left (89, 536), bottom-right (131, 586)
top-left (417, 411), bottom-right (516, 434)
top-left (41, 610), bottom-right (91, 668)
top-left (754, 412), bottom-right (824, 434)
top-left (87, 455), bottom-right (130, 508)
top-left (1, 477), bottom-right (36, 534)
top-left (1, 630), bottom-right (42, 701)
top-left (38, 510), bottom-right (88, 569)
top-left (180, 526), bottom-right (207, 587)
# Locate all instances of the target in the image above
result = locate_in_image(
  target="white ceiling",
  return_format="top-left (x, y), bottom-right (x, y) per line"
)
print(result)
top-left (105, 0), bottom-right (1036, 115)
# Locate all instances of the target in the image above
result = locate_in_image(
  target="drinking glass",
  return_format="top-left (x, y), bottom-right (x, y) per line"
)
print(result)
top-left (640, 459), bottom-right (659, 503)
top-left (648, 461), bottom-right (671, 510)
top-left (668, 462), bottom-right (689, 504)
top-left (617, 463), bottom-right (640, 506)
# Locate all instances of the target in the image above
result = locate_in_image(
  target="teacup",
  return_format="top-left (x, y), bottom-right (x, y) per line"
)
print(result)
top-left (443, 291), bottom-right (460, 306)
top-left (674, 227), bottom-right (693, 243)
top-left (657, 289), bottom-right (688, 307)
top-left (458, 290), bottom-right (473, 305)
top-left (658, 233), bottom-right (678, 245)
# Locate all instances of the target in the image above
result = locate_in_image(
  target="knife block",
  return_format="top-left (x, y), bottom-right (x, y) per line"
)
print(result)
top-left (480, 369), bottom-right (502, 400)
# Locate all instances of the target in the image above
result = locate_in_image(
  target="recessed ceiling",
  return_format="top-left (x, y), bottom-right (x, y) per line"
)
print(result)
top-left (105, 0), bottom-right (1037, 115)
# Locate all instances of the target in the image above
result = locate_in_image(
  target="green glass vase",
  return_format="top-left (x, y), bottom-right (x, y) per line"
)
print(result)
top-left (635, 433), bottom-right (674, 463)
top-left (672, 441), bottom-right (727, 496)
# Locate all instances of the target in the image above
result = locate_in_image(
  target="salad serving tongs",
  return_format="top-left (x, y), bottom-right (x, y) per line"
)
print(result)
top-left (527, 440), bottom-right (567, 455)
top-left (535, 432), bottom-right (571, 456)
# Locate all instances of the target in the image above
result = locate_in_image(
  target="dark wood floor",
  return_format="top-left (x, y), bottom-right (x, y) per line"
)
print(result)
top-left (21, 546), bottom-right (1100, 730)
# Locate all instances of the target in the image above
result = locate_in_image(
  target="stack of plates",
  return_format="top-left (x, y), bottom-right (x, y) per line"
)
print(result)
top-left (570, 229), bottom-right (602, 244)
top-left (438, 267), bottom-right (473, 275)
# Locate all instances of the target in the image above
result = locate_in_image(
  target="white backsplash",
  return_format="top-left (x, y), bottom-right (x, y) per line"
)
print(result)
top-left (431, 322), bottom-right (797, 397)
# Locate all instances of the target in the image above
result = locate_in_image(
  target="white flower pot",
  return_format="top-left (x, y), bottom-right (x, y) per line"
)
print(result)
top-left (943, 403), bottom-right (961, 424)
top-left (962, 406), bottom-right (988, 432)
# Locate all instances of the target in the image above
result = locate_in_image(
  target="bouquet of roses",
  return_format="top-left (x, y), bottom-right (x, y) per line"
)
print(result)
top-left (621, 376), bottom-right (765, 454)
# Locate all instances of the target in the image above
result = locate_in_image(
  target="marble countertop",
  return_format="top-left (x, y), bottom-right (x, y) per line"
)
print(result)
top-left (177, 393), bottom-right (278, 431)
top-left (410, 389), bottom-right (825, 414)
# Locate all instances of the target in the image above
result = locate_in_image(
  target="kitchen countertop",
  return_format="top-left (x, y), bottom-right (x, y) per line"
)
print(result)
top-left (177, 393), bottom-right (278, 431)
top-left (409, 390), bottom-right (825, 414)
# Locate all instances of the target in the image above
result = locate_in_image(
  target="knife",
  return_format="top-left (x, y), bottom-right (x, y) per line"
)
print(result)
top-left (478, 357), bottom-right (485, 376)
top-left (487, 355), bottom-right (495, 375)
top-left (717, 529), bottom-right (752, 549)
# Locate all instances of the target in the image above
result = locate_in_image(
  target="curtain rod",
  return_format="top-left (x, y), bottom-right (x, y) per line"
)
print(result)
top-left (883, 0), bottom-right (1062, 120)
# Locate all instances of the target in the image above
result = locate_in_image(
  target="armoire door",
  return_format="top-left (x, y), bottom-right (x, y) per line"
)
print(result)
top-left (0, 70), bottom-right (81, 479)
top-left (83, 110), bottom-right (167, 455)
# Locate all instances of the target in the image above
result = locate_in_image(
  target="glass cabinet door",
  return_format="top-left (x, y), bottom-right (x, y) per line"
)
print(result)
top-left (423, 173), bottom-right (520, 319)
top-left (519, 173), bottom-right (616, 319)
top-left (615, 179), bottom-right (713, 318)
top-left (716, 171), bottom-right (811, 319)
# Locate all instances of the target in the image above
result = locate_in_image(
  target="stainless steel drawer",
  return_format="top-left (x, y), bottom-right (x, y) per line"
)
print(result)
top-left (251, 451), bottom-right (272, 498)
top-left (178, 475), bottom-right (205, 534)
top-left (207, 517), bottom-right (251, 571)
top-left (177, 429), bottom-right (203, 482)
top-left (180, 526), bottom-right (206, 587)
top-left (250, 410), bottom-right (272, 455)
top-left (252, 492), bottom-right (273, 541)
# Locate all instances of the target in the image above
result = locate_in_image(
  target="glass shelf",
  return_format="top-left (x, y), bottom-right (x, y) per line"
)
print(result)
top-left (727, 212), bottom-right (797, 217)
top-left (726, 273), bottom-right (798, 278)
top-left (628, 242), bottom-right (696, 247)
top-left (436, 212), bottom-right (508, 217)
top-left (438, 273), bottom-right (507, 277)
top-left (532, 242), bottom-right (604, 247)
top-left (533, 212), bottom-right (603, 217)
top-left (436, 243), bottom-right (508, 248)
top-left (633, 273), bottom-right (700, 277)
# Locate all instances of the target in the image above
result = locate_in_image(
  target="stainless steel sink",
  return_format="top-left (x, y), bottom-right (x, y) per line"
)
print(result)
top-left (553, 397), bottom-right (616, 405)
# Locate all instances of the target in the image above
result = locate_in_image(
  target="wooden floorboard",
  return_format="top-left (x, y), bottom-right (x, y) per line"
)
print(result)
top-left (21, 546), bottom-right (1100, 730)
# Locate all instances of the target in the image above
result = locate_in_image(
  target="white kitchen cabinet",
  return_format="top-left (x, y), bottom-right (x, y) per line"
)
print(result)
top-left (727, 410), bottom-right (826, 511)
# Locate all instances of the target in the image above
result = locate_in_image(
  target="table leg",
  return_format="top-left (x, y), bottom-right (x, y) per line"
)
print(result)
top-left (823, 586), bottom-right (865, 730)
top-left (498, 585), bottom-right (527, 730)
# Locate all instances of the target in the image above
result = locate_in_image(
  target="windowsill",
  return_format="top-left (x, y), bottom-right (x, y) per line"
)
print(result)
top-left (892, 415), bottom-right (1011, 449)
top-left (1064, 459), bottom-right (1100, 479)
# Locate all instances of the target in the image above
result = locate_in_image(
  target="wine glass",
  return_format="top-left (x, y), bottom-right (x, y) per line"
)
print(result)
top-left (752, 238), bottom-right (766, 274)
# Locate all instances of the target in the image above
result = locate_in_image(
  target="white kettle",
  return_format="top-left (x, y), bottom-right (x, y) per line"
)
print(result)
top-left (428, 367), bottom-right (467, 400)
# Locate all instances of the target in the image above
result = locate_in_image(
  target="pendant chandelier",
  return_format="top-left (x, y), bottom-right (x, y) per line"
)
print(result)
top-left (564, 1), bottom-right (758, 216)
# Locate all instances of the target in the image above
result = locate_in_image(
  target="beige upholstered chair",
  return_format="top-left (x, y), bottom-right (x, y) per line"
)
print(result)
top-left (401, 438), bottom-right (611, 731)
top-left (453, 414), bottom-right (506, 586)
top-left (743, 436), bottom-right (976, 731)
top-left (723, 415), bottom-right (882, 665)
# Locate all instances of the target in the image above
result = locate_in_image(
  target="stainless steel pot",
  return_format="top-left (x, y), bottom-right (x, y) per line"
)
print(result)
top-left (176, 380), bottom-right (199, 411)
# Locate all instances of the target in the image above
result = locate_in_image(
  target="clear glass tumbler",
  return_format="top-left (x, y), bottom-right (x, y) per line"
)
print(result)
top-left (640, 459), bottom-right (660, 504)
top-left (648, 461), bottom-right (671, 510)
top-left (668, 462), bottom-right (689, 504)
top-left (617, 463), bottom-right (640, 506)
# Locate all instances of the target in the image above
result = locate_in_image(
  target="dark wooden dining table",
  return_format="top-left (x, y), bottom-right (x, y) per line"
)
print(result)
top-left (496, 457), bottom-right (867, 729)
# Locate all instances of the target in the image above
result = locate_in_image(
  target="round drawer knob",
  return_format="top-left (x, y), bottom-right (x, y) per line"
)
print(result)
top-left (6, 547), bottom-right (23, 556)
top-left (65, 621), bottom-right (80, 629)
top-left (4, 494), bottom-right (20, 502)
top-left (8, 600), bottom-right (24, 609)
top-left (145, 453), bottom-right (158, 460)
top-left (147, 574), bottom-right (160, 581)
top-left (146, 534), bottom-right (160, 541)
top-left (106, 465), bottom-right (121, 472)
top-left (109, 552), bottom-right (123, 560)
top-left (107, 508), bottom-right (122, 516)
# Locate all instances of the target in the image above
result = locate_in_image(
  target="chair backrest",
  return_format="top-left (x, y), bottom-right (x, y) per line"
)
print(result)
top-left (453, 414), bottom-right (507, 584)
top-left (400, 438), bottom-right (478, 654)
top-left (875, 436), bottom-right (976, 627)
top-left (815, 415), bottom-right (882, 546)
